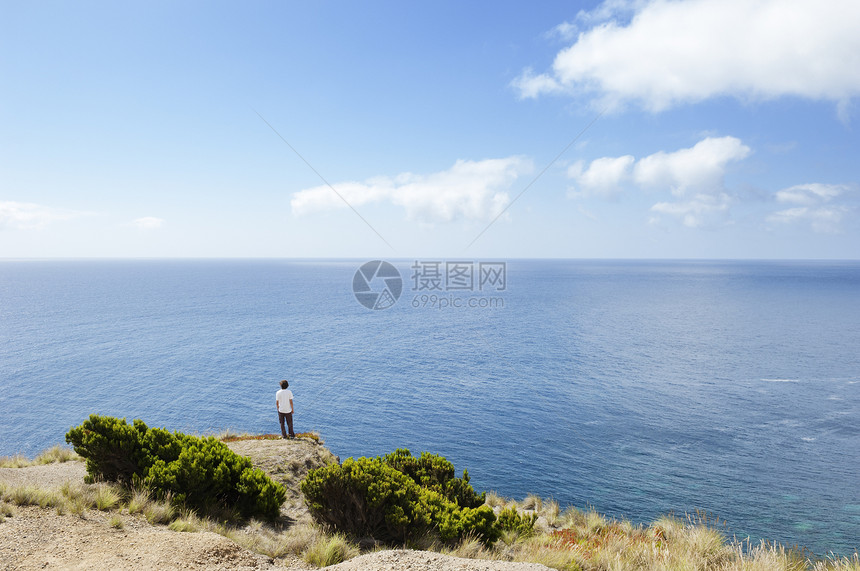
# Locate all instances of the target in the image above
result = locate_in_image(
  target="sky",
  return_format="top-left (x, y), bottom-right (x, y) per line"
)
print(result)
top-left (2, 0), bottom-right (859, 259)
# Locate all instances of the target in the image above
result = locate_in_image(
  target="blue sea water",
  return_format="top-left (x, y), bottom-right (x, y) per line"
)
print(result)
top-left (1, 259), bottom-right (858, 555)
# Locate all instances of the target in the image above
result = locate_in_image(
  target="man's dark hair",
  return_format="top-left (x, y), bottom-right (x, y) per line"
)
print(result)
top-left (280, 380), bottom-right (289, 389)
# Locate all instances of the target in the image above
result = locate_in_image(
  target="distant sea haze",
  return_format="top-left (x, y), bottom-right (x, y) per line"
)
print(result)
top-left (1, 259), bottom-right (858, 555)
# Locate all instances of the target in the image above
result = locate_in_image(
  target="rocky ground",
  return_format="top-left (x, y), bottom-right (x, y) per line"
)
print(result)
top-left (0, 502), bottom-right (280, 570)
top-left (224, 437), bottom-right (339, 526)
top-left (0, 439), bottom-right (552, 571)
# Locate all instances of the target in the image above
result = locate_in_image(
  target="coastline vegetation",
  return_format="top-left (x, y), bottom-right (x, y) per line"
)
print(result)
top-left (2, 438), bottom-right (858, 570)
top-left (65, 414), bottom-right (287, 520)
top-left (301, 448), bottom-right (499, 545)
top-left (216, 430), bottom-right (321, 443)
top-left (0, 444), bottom-right (79, 468)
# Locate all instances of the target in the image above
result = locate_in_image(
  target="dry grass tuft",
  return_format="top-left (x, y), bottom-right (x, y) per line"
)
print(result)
top-left (814, 553), bottom-right (860, 571)
top-left (0, 445), bottom-right (79, 468)
top-left (276, 524), bottom-right (323, 557)
top-left (68, 495), bottom-right (89, 519)
top-left (109, 514), bottom-right (125, 529)
top-left (144, 497), bottom-right (176, 525)
top-left (218, 431), bottom-right (321, 443)
top-left (0, 455), bottom-right (31, 468)
top-left (5, 485), bottom-right (40, 506)
top-left (226, 523), bottom-right (323, 559)
top-left (35, 445), bottom-right (79, 464)
top-left (245, 518), bottom-right (264, 533)
top-left (94, 484), bottom-right (122, 511)
top-left (0, 501), bottom-right (14, 523)
top-left (2, 485), bottom-right (66, 510)
top-left (127, 487), bottom-right (151, 514)
top-left (168, 509), bottom-right (201, 532)
top-left (443, 536), bottom-right (495, 560)
top-left (543, 499), bottom-right (561, 527)
top-left (303, 533), bottom-right (359, 567)
top-left (521, 493), bottom-right (542, 512)
top-left (485, 491), bottom-right (505, 508)
top-left (464, 496), bottom-right (860, 571)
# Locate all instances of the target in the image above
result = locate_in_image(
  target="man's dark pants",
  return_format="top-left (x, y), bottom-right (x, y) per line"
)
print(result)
top-left (279, 412), bottom-right (295, 438)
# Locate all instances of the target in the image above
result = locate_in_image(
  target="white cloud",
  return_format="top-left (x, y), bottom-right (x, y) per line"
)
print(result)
top-left (513, 69), bottom-right (562, 99)
top-left (768, 183), bottom-right (852, 232)
top-left (515, 0), bottom-right (860, 112)
top-left (547, 21), bottom-right (578, 42)
top-left (651, 192), bottom-right (732, 228)
top-left (546, 0), bottom-right (646, 41)
top-left (567, 155), bottom-right (635, 198)
top-left (633, 137), bottom-right (751, 196)
top-left (568, 136), bottom-right (749, 226)
top-left (132, 216), bottom-right (165, 229)
top-left (0, 201), bottom-right (88, 229)
top-left (774, 183), bottom-right (847, 205)
top-left (767, 206), bottom-right (847, 233)
top-left (291, 157), bottom-right (533, 224)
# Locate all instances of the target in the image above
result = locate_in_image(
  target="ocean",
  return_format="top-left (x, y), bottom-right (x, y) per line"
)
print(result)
top-left (1, 259), bottom-right (858, 555)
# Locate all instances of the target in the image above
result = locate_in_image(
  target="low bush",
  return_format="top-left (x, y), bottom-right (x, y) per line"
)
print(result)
top-left (302, 456), bottom-right (423, 542)
top-left (65, 414), bottom-right (286, 520)
top-left (301, 449), bottom-right (498, 546)
top-left (381, 448), bottom-right (485, 508)
top-left (420, 488), bottom-right (498, 544)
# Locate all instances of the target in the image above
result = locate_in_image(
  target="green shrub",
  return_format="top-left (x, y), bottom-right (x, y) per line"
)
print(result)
top-left (65, 414), bottom-right (286, 520)
top-left (381, 448), bottom-right (485, 508)
top-left (496, 506), bottom-right (538, 537)
top-left (419, 488), bottom-right (498, 544)
top-left (302, 456), bottom-right (425, 543)
top-left (301, 449), bottom-right (498, 546)
top-left (65, 416), bottom-right (150, 483)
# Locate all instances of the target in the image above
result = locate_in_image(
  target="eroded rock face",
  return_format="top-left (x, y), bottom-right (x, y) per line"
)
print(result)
top-left (225, 438), bottom-right (339, 523)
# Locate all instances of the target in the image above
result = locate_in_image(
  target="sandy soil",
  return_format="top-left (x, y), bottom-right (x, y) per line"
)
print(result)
top-left (327, 550), bottom-right (552, 570)
top-left (0, 504), bottom-right (278, 570)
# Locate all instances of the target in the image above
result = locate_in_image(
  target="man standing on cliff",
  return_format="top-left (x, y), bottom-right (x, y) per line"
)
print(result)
top-left (276, 379), bottom-right (296, 439)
